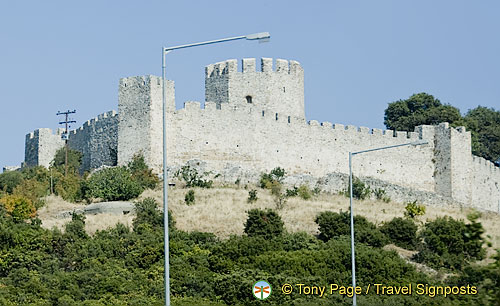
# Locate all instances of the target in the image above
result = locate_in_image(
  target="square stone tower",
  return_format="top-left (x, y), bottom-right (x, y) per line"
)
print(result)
top-left (205, 58), bottom-right (305, 120)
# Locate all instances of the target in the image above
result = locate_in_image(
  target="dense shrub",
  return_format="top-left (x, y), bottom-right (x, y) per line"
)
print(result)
top-left (404, 200), bottom-right (426, 219)
top-left (414, 215), bottom-right (486, 270)
top-left (127, 153), bottom-right (159, 190)
top-left (0, 170), bottom-right (23, 194)
top-left (185, 189), bottom-right (195, 205)
top-left (85, 167), bottom-right (143, 201)
top-left (0, 195), bottom-right (36, 221)
top-left (380, 217), bottom-right (418, 250)
top-left (346, 177), bottom-right (371, 200)
top-left (297, 185), bottom-right (312, 200)
top-left (315, 211), bottom-right (388, 247)
top-left (54, 173), bottom-right (83, 202)
top-left (259, 167), bottom-right (286, 189)
top-left (244, 208), bottom-right (284, 239)
top-left (13, 178), bottom-right (48, 208)
top-left (52, 147), bottom-right (83, 175)
top-left (247, 189), bottom-right (258, 203)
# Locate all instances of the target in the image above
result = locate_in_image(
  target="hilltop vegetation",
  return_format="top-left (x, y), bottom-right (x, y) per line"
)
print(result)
top-left (1, 165), bottom-right (500, 305)
top-left (385, 93), bottom-right (500, 163)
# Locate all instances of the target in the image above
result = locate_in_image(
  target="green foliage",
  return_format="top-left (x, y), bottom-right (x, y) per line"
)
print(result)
top-left (404, 201), bottom-right (426, 219)
top-left (0, 197), bottom-right (494, 305)
top-left (286, 185), bottom-right (312, 200)
top-left (54, 173), bottom-right (83, 202)
top-left (52, 147), bottom-right (83, 175)
top-left (385, 94), bottom-right (500, 162)
top-left (0, 194), bottom-right (36, 221)
top-left (463, 106), bottom-right (500, 162)
top-left (380, 217), bottom-right (418, 250)
top-left (374, 188), bottom-right (391, 202)
top-left (259, 167), bottom-right (285, 188)
top-left (244, 208), bottom-right (284, 239)
top-left (184, 189), bottom-right (195, 205)
top-left (0, 170), bottom-right (23, 194)
top-left (127, 153), bottom-right (159, 190)
top-left (315, 211), bottom-right (388, 247)
top-left (175, 165), bottom-right (213, 188)
top-left (384, 93), bottom-right (462, 132)
top-left (85, 167), bottom-right (143, 201)
top-left (285, 186), bottom-right (298, 197)
top-left (247, 189), bottom-right (258, 203)
top-left (346, 177), bottom-right (371, 200)
top-left (414, 216), bottom-right (486, 270)
top-left (13, 178), bottom-right (48, 208)
top-left (297, 185), bottom-right (312, 200)
top-left (133, 197), bottom-right (171, 231)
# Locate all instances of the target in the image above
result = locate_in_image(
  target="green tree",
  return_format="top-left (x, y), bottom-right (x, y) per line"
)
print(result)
top-left (127, 153), bottom-right (159, 190)
top-left (52, 147), bottom-right (83, 175)
top-left (85, 167), bottom-right (143, 201)
top-left (0, 171), bottom-right (23, 194)
top-left (384, 93), bottom-right (462, 132)
top-left (244, 208), bottom-right (284, 239)
top-left (463, 106), bottom-right (500, 162)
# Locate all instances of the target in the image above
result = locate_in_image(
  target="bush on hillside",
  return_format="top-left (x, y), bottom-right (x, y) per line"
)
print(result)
top-left (380, 217), bottom-right (418, 250)
top-left (175, 165), bottom-right (213, 188)
top-left (345, 177), bottom-right (371, 200)
top-left (0, 194), bottom-right (36, 221)
top-left (413, 215), bottom-right (486, 270)
top-left (0, 170), bottom-right (24, 194)
top-left (85, 167), bottom-right (143, 201)
top-left (259, 167), bottom-right (286, 189)
top-left (127, 153), bottom-right (159, 190)
top-left (52, 147), bottom-right (83, 175)
top-left (13, 178), bottom-right (48, 208)
top-left (404, 200), bottom-right (426, 219)
top-left (185, 189), bottom-right (195, 205)
top-left (54, 173), bottom-right (83, 202)
top-left (315, 211), bottom-right (388, 247)
top-left (244, 208), bottom-right (284, 239)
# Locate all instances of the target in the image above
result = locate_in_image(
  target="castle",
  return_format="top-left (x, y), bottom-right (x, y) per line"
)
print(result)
top-left (23, 58), bottom-right (500, 212)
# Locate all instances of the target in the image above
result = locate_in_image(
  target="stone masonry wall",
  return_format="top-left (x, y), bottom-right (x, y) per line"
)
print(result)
top-left (24, 128), bottom-right (65, 168)
top-left (68, 110), bottom-right (118, 172)
top-left (205, 58), bottom-right (305, 120)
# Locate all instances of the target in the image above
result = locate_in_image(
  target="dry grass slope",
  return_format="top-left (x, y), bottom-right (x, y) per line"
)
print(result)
top-left (39, 186), bottom-right (500, 259)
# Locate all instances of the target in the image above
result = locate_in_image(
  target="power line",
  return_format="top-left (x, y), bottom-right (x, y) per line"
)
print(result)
top-left (56, 110), bottom-right (76, 176)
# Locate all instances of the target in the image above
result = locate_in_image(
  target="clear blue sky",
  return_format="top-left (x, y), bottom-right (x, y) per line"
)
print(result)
top-left (1, 1), bottom-right (499, 170)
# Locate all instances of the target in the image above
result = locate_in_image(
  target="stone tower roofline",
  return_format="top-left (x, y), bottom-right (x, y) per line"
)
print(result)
top-left (205, 58), bottom-right (303, 77)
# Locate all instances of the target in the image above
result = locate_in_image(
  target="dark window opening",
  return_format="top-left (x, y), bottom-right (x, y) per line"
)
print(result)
top-left (262, 110), bottom-right (265, 117)
top-left (246, 95), bottom-right (253, 103)
top-left (287, 116), bottom-right (291, 123)
top-left (283, 87), bottom-right (286, 92)
top-left (275, 113), bottom-right (278, 120)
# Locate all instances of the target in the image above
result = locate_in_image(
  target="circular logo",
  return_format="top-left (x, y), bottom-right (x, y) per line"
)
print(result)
top-left (253, 280), bottom-right (272, 300)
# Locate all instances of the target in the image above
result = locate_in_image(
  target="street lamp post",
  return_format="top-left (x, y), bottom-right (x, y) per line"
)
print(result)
top-left (348, 140), bottom-right (428, 306)
top-left (161, 32), bottom-right (270, 306)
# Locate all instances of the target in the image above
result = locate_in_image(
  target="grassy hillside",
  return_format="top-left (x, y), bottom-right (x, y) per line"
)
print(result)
top-left (38, 184), bottom-right (500, 260)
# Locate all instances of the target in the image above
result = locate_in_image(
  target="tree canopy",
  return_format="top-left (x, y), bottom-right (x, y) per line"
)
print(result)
top-left (384, 93), bottom-right (500, 163)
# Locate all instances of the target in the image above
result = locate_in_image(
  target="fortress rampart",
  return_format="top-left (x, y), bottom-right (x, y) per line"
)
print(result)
top-left (23, 58), bottom-right (500, 212)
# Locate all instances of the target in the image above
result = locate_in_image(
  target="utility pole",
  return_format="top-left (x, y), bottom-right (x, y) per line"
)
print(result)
top-left (56, 110), bottom-right (76, 176)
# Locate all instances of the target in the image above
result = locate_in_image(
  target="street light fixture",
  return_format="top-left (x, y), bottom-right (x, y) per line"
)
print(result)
top-left (161, 32), bottom-right (270, 306)
top-left (348, 140), bottom-right (428, 306)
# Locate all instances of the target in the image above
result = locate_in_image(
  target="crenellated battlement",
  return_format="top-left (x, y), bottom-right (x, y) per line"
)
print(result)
top-left (205, 58), bottom-right (303, 77)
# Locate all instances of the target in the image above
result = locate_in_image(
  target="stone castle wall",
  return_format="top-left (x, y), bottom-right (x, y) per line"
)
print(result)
top-left (23, 58), bottom-right (500, 212)
top-left (24, 128), bottom-right (65, 168)
top-left (68, 110), bottom-right (118, 172)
